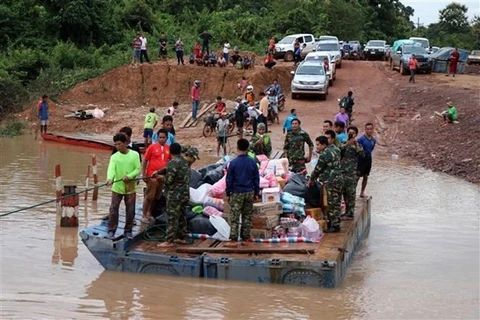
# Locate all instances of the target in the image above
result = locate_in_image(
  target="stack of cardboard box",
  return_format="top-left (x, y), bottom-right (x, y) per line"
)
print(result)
top-left (250, 202), bottom-right (282, 239)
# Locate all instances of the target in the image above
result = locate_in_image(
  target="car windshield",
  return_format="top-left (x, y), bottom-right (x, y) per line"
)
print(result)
top-left (296, 65), bottom-right (325, 75)
top-left (403, 45), bottom-right (427, 55)
top-left (278, 36), bottom-right (296, 44)
top-left (472, 50), bottom-right (480, 55)
top-left (316, 43), bottom-right (338, 51)
top-left (305, 55), bottom-right (328, 61)
top-left (367, 41), bottom-right (385, 47)
top-left (411, 39), bottom-right (429, 48)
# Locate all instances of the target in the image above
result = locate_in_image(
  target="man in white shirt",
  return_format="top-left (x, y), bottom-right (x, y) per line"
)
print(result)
top-left (223, 42), bottom-right (231, 66)
top-left (140, 34), bottom-right (152, 64)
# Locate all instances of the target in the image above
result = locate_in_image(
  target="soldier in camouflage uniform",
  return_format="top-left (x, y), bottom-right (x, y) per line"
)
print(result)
top-left (283, 118), bottom-right (314, 174)
top-left (340, 126), bottom-right (364, 219)
top-left (184, 147), bottom-right (200, 167)
top-left (181, 144), bottom-right (191, 155)
top-left (156, 143), bottom-right (191, 247)
top-left (308, 135), bottom-right (344, 232)
top-left (225, 139), bottom-right (260, 247)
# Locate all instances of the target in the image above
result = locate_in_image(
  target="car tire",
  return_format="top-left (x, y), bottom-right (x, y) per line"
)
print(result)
top-left (291, 93), bottom-right (297, 100)
top-left (426, 69), bottom-right (432, 74)
top-left (329, 79), bottom-right (333, 86)
top-left (337, 62), bottom-right (342, 69)
top-left (284, 51), bottom-right (294, 62)
top-left (400, 62), bottom-right (408, 75)
top-left (390, 59), bottom-right (394, 71)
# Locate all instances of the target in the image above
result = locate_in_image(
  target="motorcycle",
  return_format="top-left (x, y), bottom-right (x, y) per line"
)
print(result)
top-left (202, 112), bottom-right (236, 137)
top-left (278, 93), bottom-right (285, 112)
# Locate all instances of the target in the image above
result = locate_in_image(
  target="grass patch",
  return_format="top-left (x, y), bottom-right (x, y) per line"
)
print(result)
top-left (0, 119), bottom-right (26, 137)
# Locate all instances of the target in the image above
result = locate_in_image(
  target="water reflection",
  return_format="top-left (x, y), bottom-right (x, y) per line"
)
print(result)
top-left (0, 135), bottom-right (479, 319)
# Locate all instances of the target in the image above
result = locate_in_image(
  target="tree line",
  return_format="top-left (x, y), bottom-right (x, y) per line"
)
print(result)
top-left (0, 0), bottom-right (478, 114)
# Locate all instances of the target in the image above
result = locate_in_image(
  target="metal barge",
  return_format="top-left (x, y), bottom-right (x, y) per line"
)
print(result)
top-left (80, 197), bottom-right (371, 288)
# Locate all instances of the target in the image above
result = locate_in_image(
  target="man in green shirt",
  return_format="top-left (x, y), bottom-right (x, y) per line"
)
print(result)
top-left (443, 102), bottom-right (458, 125)
top-left (143, 107), bottom-right (158, 147)
top-left (283, 119), bottom-right (314, 174)
top-left (106, 133), bottom-right (142, 240)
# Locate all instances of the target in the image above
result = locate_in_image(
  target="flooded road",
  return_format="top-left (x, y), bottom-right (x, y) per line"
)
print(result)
top-left (1, 135), bottom-right (479, 319)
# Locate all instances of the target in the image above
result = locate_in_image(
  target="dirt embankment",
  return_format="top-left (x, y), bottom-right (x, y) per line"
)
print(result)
top-left (19, 59), bottom-right (479, 183)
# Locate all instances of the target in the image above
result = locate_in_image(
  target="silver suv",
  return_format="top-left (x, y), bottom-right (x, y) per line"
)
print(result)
top-left (290, 61), bottom-right (329, 100)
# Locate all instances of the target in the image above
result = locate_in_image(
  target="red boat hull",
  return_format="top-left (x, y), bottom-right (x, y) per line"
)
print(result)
top-left (41, 133), bottom-right (114, 151)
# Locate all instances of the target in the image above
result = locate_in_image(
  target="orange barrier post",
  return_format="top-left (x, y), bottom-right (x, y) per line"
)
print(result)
top-left (92, 155), bottom-right (99, 201)
top-left (84, 165), bottom-right (91, 201)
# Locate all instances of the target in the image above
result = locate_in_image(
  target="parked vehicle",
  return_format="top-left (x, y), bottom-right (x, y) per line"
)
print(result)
top-left (314, 40), bottom-right (342, 68)
top-left (318, 35), bottom-right (339, 43)
top-left (290, 61), bottom-right (329, 100)
top-left (364, 40), bottom-right (387, 60)
top-left (467, 50), bottom-right (480, 65)
top-left (274, 34), bottom-right (316, 62)
top-left (390, 44), bottom-right (432, 75)
top-left (304, 51), bottom-right (336, 86)
top-left (202, 112), bottom-right (235, 137)
top-left (430, 46), bottom-right (440, 54)
top-left (409, 37), bottom-right (430, 52)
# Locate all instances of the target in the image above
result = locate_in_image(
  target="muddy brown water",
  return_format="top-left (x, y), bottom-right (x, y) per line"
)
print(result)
top-left (1, 135), bottom-right (479, 319)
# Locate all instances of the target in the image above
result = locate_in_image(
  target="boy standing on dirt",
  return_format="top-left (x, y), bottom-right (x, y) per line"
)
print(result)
top-left (225, 139), bottom-right (260, 247)
top-left (156, 143), bottom-right (190, 247)
top-left (167, 101), bottom-right (178, 118)
top-left (141, 129), bottom-right (171, 224)
top-left (143, 107), bottom-right (158, 147)
top-left (216, 112), bottom-right (230, 157)
top-left (191, 80), bottom-right (201, 120)
top-left (408, 54), bottom-right (420, 83)
top-left (357, 123), bottom-right (376, 198)
top-left (38, 95), bottom-right (49, 134)
top-left (106, 133), bottom-right (142, 240)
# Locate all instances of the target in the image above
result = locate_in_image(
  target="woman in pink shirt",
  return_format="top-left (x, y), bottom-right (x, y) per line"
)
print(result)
top-left (408, 54), bottom-right (420, 83)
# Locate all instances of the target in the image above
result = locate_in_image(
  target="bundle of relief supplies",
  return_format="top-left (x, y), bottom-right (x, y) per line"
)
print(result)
top-left (281, 192), bottom-right (306, 217)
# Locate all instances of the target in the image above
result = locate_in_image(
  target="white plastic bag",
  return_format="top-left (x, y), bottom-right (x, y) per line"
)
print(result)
top-left (209, 215), bottom-right (231, 241)
top-left (190, 183), bottom-right (212, 204)
top-left (300, 216), bottom-right (321, 241)
top-left (92, 107), bottom-right (104, 119)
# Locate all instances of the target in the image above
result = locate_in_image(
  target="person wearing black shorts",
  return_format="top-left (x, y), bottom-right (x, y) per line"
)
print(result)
top-left (234, 97), bottom-right (246, 139)
top-left (356, 123), bottom-right (376, 197)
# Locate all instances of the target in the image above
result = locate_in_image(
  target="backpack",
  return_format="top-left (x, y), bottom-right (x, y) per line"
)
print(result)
top-left (339, 96), bottom-right (349, 109)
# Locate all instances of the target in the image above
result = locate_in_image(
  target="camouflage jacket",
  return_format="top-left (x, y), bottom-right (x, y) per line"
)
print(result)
top-left (310, 144), bottom-right (343, 190)
top-left (340, 141), bottom-right (364, 177)
top-left (283, 130), bottom-right (314, 162)
top-left (250, 133), bottom-right (272, 157)
top-left (164, 155), bottom-right (190, 200)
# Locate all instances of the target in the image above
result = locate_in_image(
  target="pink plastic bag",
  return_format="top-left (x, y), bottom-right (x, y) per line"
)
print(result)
top-left (264, 172), bottom-right (279, 188)
top-left (204, 196), bottom-right (224, 211)
top-left (300, 216), bottom-right (320, 241)
top-left (259, 160), bottom-right (269, 175)
top-left (203, 206), bottom-right (223, 217)
top-left (256, 155), bottom-right (269, 162)
top-left (209, 176), bottom-right (226, 199)
top-left (260, 177), bottom-right (270, 189)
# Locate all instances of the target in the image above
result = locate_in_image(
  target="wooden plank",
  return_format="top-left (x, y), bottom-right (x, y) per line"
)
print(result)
top-left (185, 102), bottom-right (216, 128)
top-left (180, 102), bottom-right (209, 127)
top-left (176, 242), bottom-right (317, 254)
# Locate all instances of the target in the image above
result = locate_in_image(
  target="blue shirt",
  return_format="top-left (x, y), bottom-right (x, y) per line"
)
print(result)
top-left (283, 114), bottom-right (297, 131)
top-left (38, 101), bottom-right (49, 120)
top-left (358, 135), bottom-right (376, 157)
top-left (226, 154), bottom-right (260, 196)
top-left (337, 132), bottom-right (348, 144)
top-left (152, 131), bottom-right (175, 146)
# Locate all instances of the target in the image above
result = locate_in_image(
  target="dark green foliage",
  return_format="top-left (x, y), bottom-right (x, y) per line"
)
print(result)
top-left (0, 0), bottom-right (478, 115)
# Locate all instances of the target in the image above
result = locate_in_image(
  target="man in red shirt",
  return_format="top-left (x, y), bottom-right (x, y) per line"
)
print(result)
top-left (141, 129), bottom-right (171, 223)
top-left (446, 48), bottom-right (460, 77)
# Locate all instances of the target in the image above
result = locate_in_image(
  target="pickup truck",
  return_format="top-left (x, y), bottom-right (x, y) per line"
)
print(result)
top-left (274, 33), bottom-right (316, 62)
top-left (313, 40), bottom-right (342, 68)
top-left (390, 44), bottom-right (432, 74)
top-left (364, 40), bottom-right (386, 60)
top-left (304, 51), bottom-right (337, 86)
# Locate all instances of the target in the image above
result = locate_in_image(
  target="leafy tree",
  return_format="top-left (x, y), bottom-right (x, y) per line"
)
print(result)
top-left (438, 2), bottom-right (470, 33)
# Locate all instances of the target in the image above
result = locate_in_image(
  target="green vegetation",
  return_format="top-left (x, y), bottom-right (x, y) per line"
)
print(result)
top-left (0, 119), bottom-right (26, 137)
top-left (1, 0), bottom-right (478, 116)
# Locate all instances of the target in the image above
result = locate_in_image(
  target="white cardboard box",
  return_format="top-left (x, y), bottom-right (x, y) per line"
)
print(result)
top-left (262, 187), bottom-right (281, 203)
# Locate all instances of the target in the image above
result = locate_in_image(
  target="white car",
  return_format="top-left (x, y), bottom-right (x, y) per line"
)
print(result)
top-left (290, 60), bottom-right (329, 100)
top-left (274, 33), bottom-right (316, 62)
top-left (314, 40), bottom-right (342, 68)
top-left (318, 35), bottom-right (339, 43)
top-left (304, 51), bottom-right (336, 86)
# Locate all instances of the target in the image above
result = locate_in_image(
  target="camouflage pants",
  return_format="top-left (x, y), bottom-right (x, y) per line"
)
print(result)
top-left (166, 197), bottom-right (188, 242)
top-left (289, 159), bottom-right (306, 174)
top-left (229, 191), bottom-right (254, 241)
top-left (342, 176), bottom-right (357, 217)
top-left (327, 188), bottom-right (342, 227)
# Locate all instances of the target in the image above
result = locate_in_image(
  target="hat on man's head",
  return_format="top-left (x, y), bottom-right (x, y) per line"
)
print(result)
top-left (185, 147), bottom-right (200, 160)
